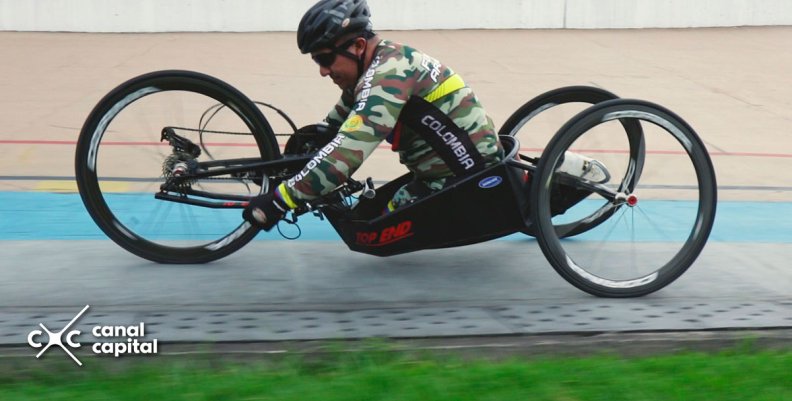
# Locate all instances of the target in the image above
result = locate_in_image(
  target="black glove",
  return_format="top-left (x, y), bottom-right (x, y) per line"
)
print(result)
top-left (242, 191), bottom-right (289, 231)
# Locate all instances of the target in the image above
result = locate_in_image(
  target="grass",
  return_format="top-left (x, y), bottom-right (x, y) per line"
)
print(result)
top-left (0, 346), bottom-right (790, 400)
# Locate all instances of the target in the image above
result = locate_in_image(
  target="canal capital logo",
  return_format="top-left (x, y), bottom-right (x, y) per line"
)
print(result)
top-left (27, 305), bottom-right (159, 367)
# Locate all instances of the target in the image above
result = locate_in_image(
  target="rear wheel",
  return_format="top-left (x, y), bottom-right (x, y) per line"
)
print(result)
top-left (499, 86), bottom-right (644, 237)
top-left (499, 86), bottom-right (622, 138)
top-left (531, 99), bottom-right (717, 297)
top-left (75, 70), bottom-right (279, 264)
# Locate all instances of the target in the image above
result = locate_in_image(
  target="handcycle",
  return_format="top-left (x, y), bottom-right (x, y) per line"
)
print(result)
top-left (74, 70), bottom-right (717, 298)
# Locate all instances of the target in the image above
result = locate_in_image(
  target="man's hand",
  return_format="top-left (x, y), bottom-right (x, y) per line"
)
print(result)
top-left (243, 191), bottom-right (289, 231)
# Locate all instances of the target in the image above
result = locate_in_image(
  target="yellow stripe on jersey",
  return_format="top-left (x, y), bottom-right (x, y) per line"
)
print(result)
top-left (423, 74), bottom-right (466, 103)
top-left (276, 182), bottom-right (298, 209)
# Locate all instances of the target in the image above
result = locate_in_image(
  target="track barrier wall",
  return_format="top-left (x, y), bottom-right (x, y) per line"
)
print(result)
top-left (2, 0), bottom-right (791, 32)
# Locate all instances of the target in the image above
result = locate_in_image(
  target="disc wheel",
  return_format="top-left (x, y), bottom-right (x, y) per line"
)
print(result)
top-left (499, 86), bottom-right (644, 237)
top-left (75, 70), bottom-right (279, 264)
top-left (531, 99), bottom-right (717, 297)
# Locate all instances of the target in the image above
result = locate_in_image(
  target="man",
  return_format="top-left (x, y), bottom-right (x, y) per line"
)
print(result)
top-left (244, 0), bottom-right (504, 230)
top-left (244, 0), bottom-right (606, 230)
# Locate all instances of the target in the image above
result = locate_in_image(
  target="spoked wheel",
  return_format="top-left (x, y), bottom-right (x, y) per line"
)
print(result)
top-left (75, 70), bottom-right (279, 264)
top-left (498, 86), bottom-right (644, 237)
top-left (531, 99), bottom-right (717, 297)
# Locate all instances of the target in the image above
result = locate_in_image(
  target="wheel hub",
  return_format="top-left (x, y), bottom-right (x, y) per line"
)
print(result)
top-left (616, 192), bottom-right (639, 207)
top-left (162, 152), bottom-right (198, 191)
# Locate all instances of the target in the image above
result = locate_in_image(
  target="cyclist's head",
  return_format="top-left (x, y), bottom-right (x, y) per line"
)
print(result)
top-left (297, 0), bottom-right (373, 55)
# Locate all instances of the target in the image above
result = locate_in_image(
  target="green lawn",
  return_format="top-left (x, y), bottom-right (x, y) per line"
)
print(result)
top-left (1, 347), bottom-right (790, 400)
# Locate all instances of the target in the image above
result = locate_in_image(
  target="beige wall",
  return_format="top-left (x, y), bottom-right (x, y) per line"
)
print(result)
top-left (1, 0), bottom-right (791, 32)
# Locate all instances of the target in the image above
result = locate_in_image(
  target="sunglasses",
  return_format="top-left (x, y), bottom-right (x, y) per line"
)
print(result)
top-left (311, 38), bottom-right (360, 68)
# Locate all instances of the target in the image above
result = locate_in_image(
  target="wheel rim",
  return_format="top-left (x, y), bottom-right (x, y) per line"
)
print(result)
top-left (78, 73), bottom-right (274, 259)
top-left (534, 100), bottom-right (717, 296)
top-left (500, 86), bottom-right (644, 238)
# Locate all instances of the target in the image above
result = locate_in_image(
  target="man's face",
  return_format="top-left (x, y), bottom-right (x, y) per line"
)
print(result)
top-left (311, 37), bottom-right (363, 91)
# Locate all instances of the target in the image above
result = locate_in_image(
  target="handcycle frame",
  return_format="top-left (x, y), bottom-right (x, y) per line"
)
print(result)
top-left (75, 70), bottom-right (717, 297)
top-left (156, 130), bottom-right (604, 257)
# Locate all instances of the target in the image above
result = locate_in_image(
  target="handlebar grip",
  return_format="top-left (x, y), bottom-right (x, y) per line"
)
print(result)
top-left (362, 177), bottom-right (376, 199)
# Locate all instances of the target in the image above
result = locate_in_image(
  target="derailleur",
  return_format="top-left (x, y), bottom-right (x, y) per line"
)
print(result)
top-left (159, 127), bottom-right (204, 193)
top-left (161, 127), bottom-right (201, 158)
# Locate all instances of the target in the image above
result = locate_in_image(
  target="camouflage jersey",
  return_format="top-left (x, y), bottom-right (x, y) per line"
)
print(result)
top-left (276, 39), bottom-right (503, 209)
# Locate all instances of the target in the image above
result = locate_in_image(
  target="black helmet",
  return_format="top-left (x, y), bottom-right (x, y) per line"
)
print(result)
top-left (297, 0), bottom-right (373, 54)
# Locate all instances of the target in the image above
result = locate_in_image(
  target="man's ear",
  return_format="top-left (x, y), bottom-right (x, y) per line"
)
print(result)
top-left (355, 37), bottom-right (367, 55)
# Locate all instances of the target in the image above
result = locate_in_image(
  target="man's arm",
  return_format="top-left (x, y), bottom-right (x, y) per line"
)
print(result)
top-left (324, 88), bottom-right (355, 127)
top-left (277, 71), bottom-right (413, 206)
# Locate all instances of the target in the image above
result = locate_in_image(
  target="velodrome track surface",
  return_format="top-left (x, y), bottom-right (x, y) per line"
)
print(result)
top-left (1, 28), bottom-right (790, 351)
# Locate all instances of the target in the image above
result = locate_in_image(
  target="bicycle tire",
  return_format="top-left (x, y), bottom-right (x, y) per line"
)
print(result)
top-left (498, 86), bottom-right (621, 138)
top-left (498, 86), bottom-right (644, 237)
top-left (75, 70), bottom-right (279, 264)
top-left (530, 99), bottom-right (717, 297)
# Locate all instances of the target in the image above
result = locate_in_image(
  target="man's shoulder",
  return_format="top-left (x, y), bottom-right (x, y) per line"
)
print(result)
top-left (373, 40), bottom-right (425, 69)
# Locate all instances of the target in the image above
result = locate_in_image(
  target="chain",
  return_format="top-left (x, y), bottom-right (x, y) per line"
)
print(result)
top-left (168, 126), bottom-right (293, 137)
top-left (162, 126), bottom-right (294, 187)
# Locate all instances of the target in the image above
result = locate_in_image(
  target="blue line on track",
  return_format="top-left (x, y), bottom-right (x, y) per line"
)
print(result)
top-left (0, 192), bottom-right (790, 242)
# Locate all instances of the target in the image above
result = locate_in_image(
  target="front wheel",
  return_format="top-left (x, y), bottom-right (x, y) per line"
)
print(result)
top-left (75, 70), bottom-right (279, 264)
top-left (531, 99), bottom-right (717, 297)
